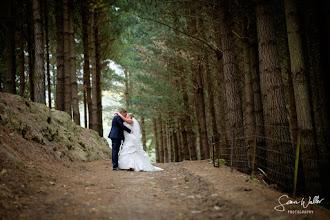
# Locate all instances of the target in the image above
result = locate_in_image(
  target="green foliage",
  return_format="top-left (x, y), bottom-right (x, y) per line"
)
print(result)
top-left (106, 0), bottom-right (189, 121)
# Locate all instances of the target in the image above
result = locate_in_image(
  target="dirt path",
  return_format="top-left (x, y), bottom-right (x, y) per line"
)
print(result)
top-left (5, 160), bottom-right (330, 220)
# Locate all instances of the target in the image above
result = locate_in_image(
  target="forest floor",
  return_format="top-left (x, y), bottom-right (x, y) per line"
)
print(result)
top-left (1, 157), bottom-right (329, 220)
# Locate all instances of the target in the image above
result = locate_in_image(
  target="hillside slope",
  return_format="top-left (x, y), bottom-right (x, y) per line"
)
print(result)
top-left (0, 93), bottom-right (110, 162)
top-left (0, 93), bottom-right (111, 216)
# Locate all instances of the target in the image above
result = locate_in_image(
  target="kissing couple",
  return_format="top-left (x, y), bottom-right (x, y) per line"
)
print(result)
top-left (108, 108), bottom-right (163, 172)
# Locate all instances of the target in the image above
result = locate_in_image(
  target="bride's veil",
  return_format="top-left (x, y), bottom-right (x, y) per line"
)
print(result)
top-left (132, 118), bottom-right (143, 150)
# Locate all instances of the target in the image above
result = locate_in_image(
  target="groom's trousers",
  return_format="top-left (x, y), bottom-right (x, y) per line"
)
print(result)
top-left (111, 138), bottom-right (122, 168)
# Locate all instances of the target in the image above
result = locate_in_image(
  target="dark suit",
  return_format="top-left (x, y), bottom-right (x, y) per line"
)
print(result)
top-left (108, 115), bottom-right (131, 168)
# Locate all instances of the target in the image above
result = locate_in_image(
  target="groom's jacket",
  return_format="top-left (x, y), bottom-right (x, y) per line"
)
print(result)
top-left (108, 115), bottom-right (131, 140)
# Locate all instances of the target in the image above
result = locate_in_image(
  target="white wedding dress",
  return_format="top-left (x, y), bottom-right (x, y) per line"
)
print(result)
top-left (118, 118), bottom-right (163, 172)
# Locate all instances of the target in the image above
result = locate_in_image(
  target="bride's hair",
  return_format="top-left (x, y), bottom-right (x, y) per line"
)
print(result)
top-left (128, 113), bottom-right (134, 118)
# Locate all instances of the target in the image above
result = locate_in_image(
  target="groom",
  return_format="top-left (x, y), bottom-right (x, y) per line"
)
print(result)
top-left (108, 108), bottom-right (132, 171)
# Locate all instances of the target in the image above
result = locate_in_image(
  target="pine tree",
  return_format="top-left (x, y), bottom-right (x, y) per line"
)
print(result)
top-left (55, 0), bottom-right (64, 110)
top-left (63, 0), bottom-right (71, 115)
top-left (69, 0), bottom-right (80, 124)
top-left (284, 0), bottom-right (322, 194)
top-left (256, 1), bottom-right (293, 190)
top-left (81, 0), bottom-right (92, 128)
top-left (216, 0), bottom-right (247, 171)
top-left (32, 0), bottom-right (45, 104)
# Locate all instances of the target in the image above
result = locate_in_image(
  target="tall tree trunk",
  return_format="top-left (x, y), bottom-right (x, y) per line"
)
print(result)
top-left (303, 1), bottom-right (329, 182)
top-left (164, 121), bottom-right (169, 163)
top-left (256, 1), bottom-right (294, 191)
top-left (187, 5), bottom-right (209, 159)
top-left (240, 18), bottom-right (255, 167)
top-left (204, 51), bottom-right (220, 161)
top-left (158, 113), bottom-right (164, 163)
top-left (169, 119), bottom-right (175, 162)
top-left (250, 40), bottom-right (266, 169)
top-left (69, 0), bottom-right (80, 125)
top-left (33, 0), bottom-right (45, 104)
top-left (187, 95), bottom-right (198, 160)
top-left (5, 12), bottom-right (16, 94)
top-left (153, 119), bottom-right (160, 163)
top-left (55, 0), bottom-right (64, 110)
top-left (95, 10), bottom-right (102, 135)
top-left (27, 0), bottom-right (35, 101)
top-left (213, 24), bottom-right (229, 160)
top-left (177, 122), bottom-right (183, 161)
top-left (81, 0), bottom-right (92, 128)
top-left (63, 0), bottom-right (71, 115)
top-left (83, 87), bottom-right (87, 127)
top-left (217, 0), bottom-right (247, 171)
top-left (170, 126), bottom-right (175, 162)
top-left (200, 15), bottom-right (220, 161)
top-left (27, 35), bottom-right (35, 101)
top-left (193, 74), bottom-right (209, 160)
top-left (168, 121), bottom-right (173, 162)
top-left (18, 2), bottom-right (25, 97)
top-left (124, 70), bottom-right (129, 108)
top-left (90, 8), bottom-right (98, 131)
top-left (129, 71), bottom-right (133, 100)
top-left (44, 0), bottom-right (51, 107)
top-left (284, 0), bottom-right (322, 194)
top-left (173, 122), bottom-right (179, 162)
top-left (180, 76), bottom-right (190, 160)
top-left (141, 117), bottom-right (147, 151)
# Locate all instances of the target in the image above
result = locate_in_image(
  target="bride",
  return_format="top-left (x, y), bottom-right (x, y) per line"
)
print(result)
top-left (115, 112), bottom-right (163, 172)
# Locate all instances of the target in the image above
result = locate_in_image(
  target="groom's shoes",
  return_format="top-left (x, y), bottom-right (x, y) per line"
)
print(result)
top-left (113, 167), bottom-right (120, 171)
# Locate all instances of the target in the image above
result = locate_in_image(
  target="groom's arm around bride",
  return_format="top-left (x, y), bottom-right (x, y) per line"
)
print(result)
top-left (108, 108), bottom-right (131, 170)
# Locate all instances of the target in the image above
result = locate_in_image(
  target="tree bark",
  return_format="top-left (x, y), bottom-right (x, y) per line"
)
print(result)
top-left (5, 8), bottom-right (16, 94)
top-left (164, 121), bottom-right (169, 163)
top-left (90, 8), bottom-right (98, 131)
top-left (18, 2), bottom-right (25, 97)
top-left (55, 0), bottom-right (64, 110)
top-left (213, 23), bottom-right (229, 161)
top-left (187, 4), bottom-right (209, 160)
top-left (187, 94), bottom-right (198, 160)
top-left (250, 41), bottom-right (266, 169)
top-left (33, 0), bottom-right (45, 104)
top-left (284, 0), bottom-right (322, 194)
top-left (81, 0), bottom-right (92, 128)
top-left (69, 0), bottom-right (80, 124)
top-left (124, 70), bottom-right (129, 108)
top-left (177, 121), bottom-right (183, 161)
top-left (256, 1), bottom-right (294, 191)
top-left (302, 0), bottom-right (330, 199)
top-left (193, 73), bottom-right (209, 160)
top-left (44, 0), bottom-right (51, 107)
top-left (173, 122), bottom-right (179, 162)
top-left (180, 76), bottom-right (191, 160)
top-left (217, 0), bottom-right (247, 171)
top-left (141, 117), bottom-right (147, 151)
top-left (153, 119), bottom-right (160, 163)
top-left (240, 18), bottom-right (255, 166)
top-left (95, 10), bottom-right (102, 136)
top-left (83, 87), bottom-right (87, 127)
top-left (168, 121), bottom-right (173, 162)
top-left (63, 0), bottom-right (71, 115)
top-left (158, 113), bottom-right (164, 163)
top-left (204, 50), bottom-right (220, 161)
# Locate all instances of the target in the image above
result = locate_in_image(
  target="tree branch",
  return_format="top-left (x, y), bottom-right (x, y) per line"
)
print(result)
top-left (133, 13), bottom-right (223, 57)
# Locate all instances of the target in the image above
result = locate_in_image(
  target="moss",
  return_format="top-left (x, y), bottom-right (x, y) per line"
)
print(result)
top-left (0, 93), bottom-right (111, 162)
